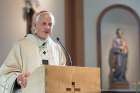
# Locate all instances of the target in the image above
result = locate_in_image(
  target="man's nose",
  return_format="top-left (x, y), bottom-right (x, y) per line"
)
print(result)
top-left (45, 25), bottom-right (50, 29)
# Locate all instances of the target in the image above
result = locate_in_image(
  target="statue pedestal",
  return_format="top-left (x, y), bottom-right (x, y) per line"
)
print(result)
top-left (111, 82), bottom-right (129, 89)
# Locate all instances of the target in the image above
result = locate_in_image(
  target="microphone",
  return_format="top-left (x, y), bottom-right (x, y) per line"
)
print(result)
top-left (56, 37), bottom-right (72, 66)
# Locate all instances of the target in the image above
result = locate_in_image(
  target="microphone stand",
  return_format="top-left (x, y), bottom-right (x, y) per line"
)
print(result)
top-left (56, 37), bottom-right (72, 66)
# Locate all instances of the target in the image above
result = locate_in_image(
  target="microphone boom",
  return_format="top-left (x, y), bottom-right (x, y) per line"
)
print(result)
top-left (56, 37), bottom-right (72, 66)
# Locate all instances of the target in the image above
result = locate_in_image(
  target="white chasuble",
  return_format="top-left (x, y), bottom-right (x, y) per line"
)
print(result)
top-left (0, 34), bottom-right (66, 93)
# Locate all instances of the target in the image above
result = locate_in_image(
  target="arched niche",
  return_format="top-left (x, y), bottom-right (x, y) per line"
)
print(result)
top-left (96, 4), bottom-right (140, 90)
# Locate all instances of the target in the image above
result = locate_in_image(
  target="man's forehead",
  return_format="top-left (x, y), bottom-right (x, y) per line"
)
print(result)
top-left (41, 13), bottom-right (51, 18)
top-left (37, 13), bottom-right (52, 22)
top-left (33, 11), bottom-right (55, 25)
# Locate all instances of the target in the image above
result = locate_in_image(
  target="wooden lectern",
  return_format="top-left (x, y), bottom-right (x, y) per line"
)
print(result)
top-left (22, 65), bottom-right (100, 93)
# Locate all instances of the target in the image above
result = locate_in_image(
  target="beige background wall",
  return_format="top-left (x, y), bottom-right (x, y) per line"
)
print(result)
top-left (0, 0), bottom-right (26, 65)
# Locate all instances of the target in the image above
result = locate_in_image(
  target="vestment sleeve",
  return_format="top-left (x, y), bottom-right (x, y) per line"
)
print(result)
top-left (0, 43), bottom-right (23, 93)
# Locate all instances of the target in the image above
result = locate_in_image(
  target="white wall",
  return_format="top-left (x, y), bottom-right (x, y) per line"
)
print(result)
top-left (0, 0), bottom-right (65, 65)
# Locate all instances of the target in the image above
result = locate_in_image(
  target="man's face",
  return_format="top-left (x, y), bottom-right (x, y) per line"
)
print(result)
top-left (35, 13), bottom-right (53, 40)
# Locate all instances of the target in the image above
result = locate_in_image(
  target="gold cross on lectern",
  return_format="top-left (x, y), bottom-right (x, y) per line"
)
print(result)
top-left (66, 82), bottom-right (80, 93)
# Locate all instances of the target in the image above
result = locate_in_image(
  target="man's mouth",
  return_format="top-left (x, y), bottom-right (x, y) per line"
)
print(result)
top-left (44, 30), bottom-right (50, 33)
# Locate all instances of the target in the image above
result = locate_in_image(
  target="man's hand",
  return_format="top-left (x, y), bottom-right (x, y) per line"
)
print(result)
top-left (17, 72), bottom-right (30, 88)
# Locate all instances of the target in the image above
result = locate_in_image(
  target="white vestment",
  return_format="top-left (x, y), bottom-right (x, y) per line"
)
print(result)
top-left (0, 34), bottom-right (66, 93)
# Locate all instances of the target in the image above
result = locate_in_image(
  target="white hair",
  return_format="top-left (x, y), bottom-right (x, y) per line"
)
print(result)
top-left (35, 11), bottom-right (55, 26)
top-left (31, 11), bottom-right (55, 34)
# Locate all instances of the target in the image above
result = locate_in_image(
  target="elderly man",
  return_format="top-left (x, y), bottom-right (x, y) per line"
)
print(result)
top-left (0, 10), bottom-right (66, 93)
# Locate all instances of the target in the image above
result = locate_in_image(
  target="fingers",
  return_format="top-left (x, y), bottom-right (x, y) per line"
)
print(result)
top-left (17, 72), bottom-right (30, 88)
top-left (20, 77), bottom-right (27, 88)
top-left (17, 74), bottom-right (23, 85)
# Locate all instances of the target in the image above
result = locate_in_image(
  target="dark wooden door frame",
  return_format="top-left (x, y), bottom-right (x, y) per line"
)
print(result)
top-left (65, 0), bottom-right (85, 66)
